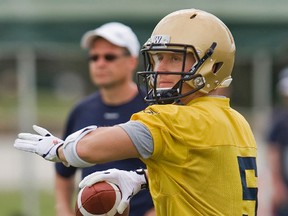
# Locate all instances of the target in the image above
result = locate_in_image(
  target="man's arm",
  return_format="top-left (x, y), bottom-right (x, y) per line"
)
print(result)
top-left (55, 174), bottom-right (75, 216)
top-left (58, 126), bottom-right (140, 164)
top-left (14, 122), bottom-right (152, 166)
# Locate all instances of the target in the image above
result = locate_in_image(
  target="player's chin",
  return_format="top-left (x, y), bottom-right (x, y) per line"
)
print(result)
top-left (157, 82), bottom-right (175, 88)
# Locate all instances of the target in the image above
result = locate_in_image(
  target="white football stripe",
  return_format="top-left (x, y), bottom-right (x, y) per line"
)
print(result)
top-left (106, 182), bottom-right (121, 216)
top-left (77, 187), bottom-right (96, 216)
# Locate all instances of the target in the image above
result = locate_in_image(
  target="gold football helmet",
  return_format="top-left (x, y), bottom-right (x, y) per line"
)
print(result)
top-left (137, 9), bottom-right (236, 104)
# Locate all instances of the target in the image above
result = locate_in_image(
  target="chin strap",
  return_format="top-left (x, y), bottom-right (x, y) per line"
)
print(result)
top-left (189, 42), bottom-right (217, 75)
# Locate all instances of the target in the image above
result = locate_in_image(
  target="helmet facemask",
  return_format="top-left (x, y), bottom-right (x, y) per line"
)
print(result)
top-left (137, 42), bottom-right (216, 105)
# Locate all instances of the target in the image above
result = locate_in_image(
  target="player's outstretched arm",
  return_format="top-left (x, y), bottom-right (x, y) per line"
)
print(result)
top-left (14, 125), bottom-right (141, 167)
top-left (79, 168), bottom-right (148, 214)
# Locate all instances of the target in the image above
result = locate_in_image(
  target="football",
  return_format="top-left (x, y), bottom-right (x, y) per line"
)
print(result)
top-left (75, 181), bottom-right (129, 216)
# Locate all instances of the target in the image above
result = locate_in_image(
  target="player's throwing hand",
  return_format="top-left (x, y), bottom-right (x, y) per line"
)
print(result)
top-left (14, 125), bottom-right (63, 162)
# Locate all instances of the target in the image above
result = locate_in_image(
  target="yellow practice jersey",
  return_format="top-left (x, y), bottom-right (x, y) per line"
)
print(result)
top-left (131, 96), bottom-right (257, 216)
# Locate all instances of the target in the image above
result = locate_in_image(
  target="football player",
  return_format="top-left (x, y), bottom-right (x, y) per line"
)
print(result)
top-left (14, 8), bottom-right (258, 215)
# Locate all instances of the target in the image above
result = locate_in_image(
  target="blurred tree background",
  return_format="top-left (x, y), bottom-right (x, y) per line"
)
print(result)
top-left (0, 0), bottom-right (288, 215)
top-left (1, 0), bottom-right (288, 132)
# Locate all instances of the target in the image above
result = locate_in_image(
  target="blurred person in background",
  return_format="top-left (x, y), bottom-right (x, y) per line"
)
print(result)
top-left (267, 68), bottom-right (288, 216)
top-left (54, 22), bottom-right (155, 216)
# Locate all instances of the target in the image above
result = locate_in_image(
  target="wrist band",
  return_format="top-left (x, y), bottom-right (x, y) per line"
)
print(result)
top-left (63, 126), bottom-right (97, 167)
top-left (136, 168), bottom-right (149, 190)
top-left (56, 143), bottom-right (63, 158)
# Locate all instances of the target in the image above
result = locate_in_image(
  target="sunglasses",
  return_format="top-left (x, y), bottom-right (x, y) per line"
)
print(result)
top-left (88, 53), bottom-right (129, 62)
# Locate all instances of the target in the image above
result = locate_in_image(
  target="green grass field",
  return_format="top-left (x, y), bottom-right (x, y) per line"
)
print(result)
top-left (0, 190), bottom-right (56, 216)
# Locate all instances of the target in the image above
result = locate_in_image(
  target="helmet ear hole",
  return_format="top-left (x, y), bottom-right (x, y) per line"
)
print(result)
top-left (212, 62), bottom-right (223, 74)
top-left (190, 13), bottom-right (197, 19)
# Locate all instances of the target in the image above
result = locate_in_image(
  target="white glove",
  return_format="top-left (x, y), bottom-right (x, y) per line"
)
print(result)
top-left (14, 125), bottom-right (63, 162)
top-left (79, 168), bottom-right (148, 214)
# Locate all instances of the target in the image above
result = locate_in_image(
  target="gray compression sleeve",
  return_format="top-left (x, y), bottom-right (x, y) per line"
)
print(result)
top-left (118, 121), bottom-right (153, 159)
